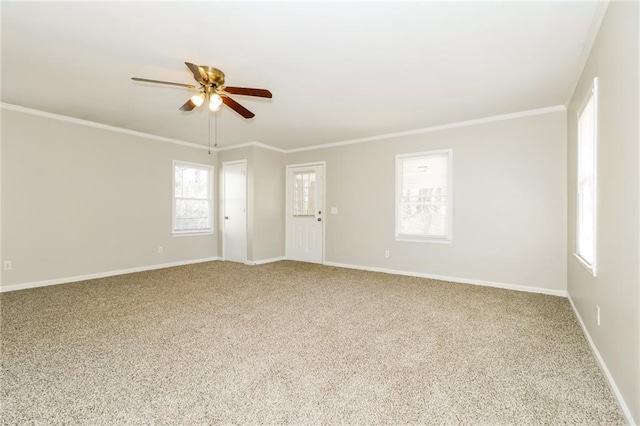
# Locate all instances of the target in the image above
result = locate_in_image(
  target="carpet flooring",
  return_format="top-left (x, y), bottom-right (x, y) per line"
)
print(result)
top-left (0, 261), bottom-right (625, 424)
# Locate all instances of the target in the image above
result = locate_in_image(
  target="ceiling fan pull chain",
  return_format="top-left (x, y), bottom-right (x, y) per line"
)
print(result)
top-left (208, 109), bottom-right (211, 155)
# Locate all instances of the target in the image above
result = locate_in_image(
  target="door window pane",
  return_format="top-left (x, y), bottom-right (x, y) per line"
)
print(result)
top-left (293, 171), bottom-right (316, 216)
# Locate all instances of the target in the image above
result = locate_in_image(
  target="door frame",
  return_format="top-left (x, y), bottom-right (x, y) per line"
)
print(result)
top-left (285, 161), bottom-right (327, 264)
top-left (221, 159), bottom-right (248, 263)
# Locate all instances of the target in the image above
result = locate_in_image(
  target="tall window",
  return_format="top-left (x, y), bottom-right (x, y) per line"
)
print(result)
top-left (396, 149), bottom-right (452, 242)
top-left (173, 160), bottom-right (213, 235)
top-left (576, 78), bottom-right (598, 274)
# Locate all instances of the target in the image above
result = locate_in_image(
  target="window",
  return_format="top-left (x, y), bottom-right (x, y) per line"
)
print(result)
top-left (396, 149), bottom-right (452, 242)
top-left (293, 171), bottom-right (316, 216)
top-left (173, 160), bottom-right (213, 235)
top-left (575, 77), bottom-right (598, 274)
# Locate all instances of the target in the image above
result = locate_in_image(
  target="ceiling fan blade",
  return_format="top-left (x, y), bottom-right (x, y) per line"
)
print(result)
top-left (179, 98), bottom-right (198, 112)
top-left (223, 96), bottom-right (255, 119)
top-left (223, 87), bottom-right (272, 98)
top-left (185, 62), bottom-right (209, 85)
top-left (132, 77), bottom-right (196, 89)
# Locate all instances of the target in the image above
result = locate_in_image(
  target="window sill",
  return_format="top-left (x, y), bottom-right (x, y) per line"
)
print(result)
top-left (172, 231), bottom-right (214, 237)
top-left (573, 253), bottom-right (596, 277)
top-left (395, 236), bottom-right (452, 244)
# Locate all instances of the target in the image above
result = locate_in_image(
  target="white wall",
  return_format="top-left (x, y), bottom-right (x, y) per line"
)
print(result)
top-left (567, 1), bottom-right (639, 423)
top-left (1, 108), bottom-right (217, 290)
top-left (286, 110), bottom-right (567, 294)
top-left (252, 146), bottom-right (285, 262)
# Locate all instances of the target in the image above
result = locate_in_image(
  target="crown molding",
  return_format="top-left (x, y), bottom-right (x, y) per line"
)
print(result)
top-left (2, 102), bottom-right (566, 155)
top-left (253, 141), bottom-right (286, 153)
top-left (0, 102), bottom-right (211, 151)
top-left (284, 105), bottom-right (567, 153)
top-left (1, 103), bottom-right (287, 154)
top-left (216, 141), bottom-right (285, 153)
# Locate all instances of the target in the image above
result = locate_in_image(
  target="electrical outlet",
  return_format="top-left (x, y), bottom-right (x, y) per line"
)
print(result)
top-left (384, 250), bottom-right (390, 258)
top-left (157, 246), bottom-right (163, 254)
top-left (3, 261), bottom-right (12, 271)
top-left (596, 305), bottom-right (601, 326)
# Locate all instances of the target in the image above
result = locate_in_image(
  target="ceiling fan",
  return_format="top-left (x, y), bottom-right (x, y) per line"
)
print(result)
top-left (132, 62), bottom-right (272, 119)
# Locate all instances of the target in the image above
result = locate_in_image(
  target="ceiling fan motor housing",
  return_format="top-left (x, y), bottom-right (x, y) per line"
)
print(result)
top-left (202, 66), bottom-right (225, 87)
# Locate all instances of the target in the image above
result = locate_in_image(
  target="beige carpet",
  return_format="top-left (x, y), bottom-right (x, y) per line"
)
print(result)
top-left (0, 261), bottom-right (624, 424)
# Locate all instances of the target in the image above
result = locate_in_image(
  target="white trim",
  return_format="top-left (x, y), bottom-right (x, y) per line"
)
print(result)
top-left (221, 160), bottom-right (248, 263)
top-left (254, 256), bottom-right (286, 265)
top-left (216, 142), bottom-right (256, 152)
top-left (322, 164), bottom-right (327, 264)
top-left (172, 231), bottom-right (213, 237)
top-left (285, 160), bottom-right (328, 168)
top-left (2, 103), bottom-right (567, 156)
top-left (395, 238), bottom-right (452, 244)
top-left (244, 257), bottom-right (286, 266)
top-left (0, 257), bottom-right (219, 293)
top-left (254, 141), bottom-right (285, 153)
top-left (216, 141), bottom-right (286, 154)
top-left (284, 105), bottom-right (566, 153)
top-left (575, 77), bottom-right (598, 276)
top-left (567, 296), bottom-right (636, 425)
top-left (0, 103), bottom-right (2, 289)
top-left (323, 261), bottom-right (567, 297)
top-left (573, 252), bottom-right (596, 275)
top-left (563, 1), bottom-right (610, 107)
top-left (0, 102), bottom-right (211, 151)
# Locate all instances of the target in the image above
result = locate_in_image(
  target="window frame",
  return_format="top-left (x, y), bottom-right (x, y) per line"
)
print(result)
top-left (172, 160), bottom-right (214, 236)
top-left (574, 77), bottom-right (598, 276)
top-left (395, 149), bottom-right (453, 243)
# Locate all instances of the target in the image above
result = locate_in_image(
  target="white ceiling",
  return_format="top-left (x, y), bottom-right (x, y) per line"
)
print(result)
top-left (2, 1), bottom-right (599, 151)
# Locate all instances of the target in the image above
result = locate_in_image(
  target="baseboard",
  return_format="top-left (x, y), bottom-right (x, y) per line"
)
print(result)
top-left (0, 257), bottom-right (220, 293)
top-left (322, 261), bottom-right (567, 297)
top-left (568, 295), bottom-right (636, 425)
top-left (244, 256), bottom-right (286, 266)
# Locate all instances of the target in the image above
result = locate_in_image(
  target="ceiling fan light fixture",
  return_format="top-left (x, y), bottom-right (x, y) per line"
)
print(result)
top-left (132, 62), bottom-right (269, 118)
top-left (209, 93), bottom-right (223, 111)
top-left (190, 93), bottom-right (205, 107)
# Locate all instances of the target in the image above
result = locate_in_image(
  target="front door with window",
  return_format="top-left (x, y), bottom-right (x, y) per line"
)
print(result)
top-left (286, 164), bottom-right (324, 263)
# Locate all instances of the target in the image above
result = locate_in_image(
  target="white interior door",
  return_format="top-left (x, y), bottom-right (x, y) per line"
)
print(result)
top-left (223, 161), bottom-right (247, 263)
top-left (286, 163), bottom-right (324, 263)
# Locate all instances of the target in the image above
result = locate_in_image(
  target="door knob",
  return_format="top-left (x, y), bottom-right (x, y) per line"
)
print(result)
top-left (225, 216), bottom-right (229, 220)
top-left (317, 218), bottom-right (322, 222)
